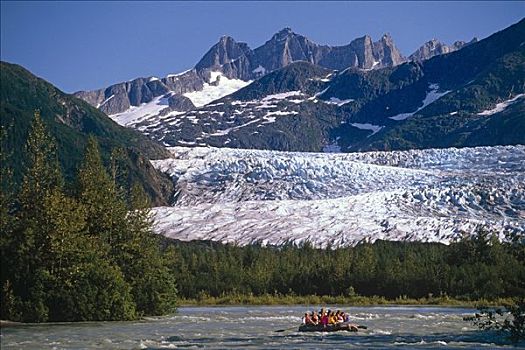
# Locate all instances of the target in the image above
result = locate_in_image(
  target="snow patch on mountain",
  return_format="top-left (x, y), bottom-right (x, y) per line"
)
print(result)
top-left (351, 123), bottom-right (384, 136)
top-left (252, 65), bottom-right (266, 75)
top-left (97, 94), bottom-right (114, 109)
top-left (262, 91), bottom-right (304, 101)
top-left (477, 93), bottom-right (525, 116)
top-left (166, 69), bottom-right (192, 78)
top-left (324, 97), bottom-right (354, 106)
top-left (183, 72), bottom-right (251, 107)
top-left (390, 83), bottom-right (450, 120)
top-left (109, 94), bottom-right (171, 126)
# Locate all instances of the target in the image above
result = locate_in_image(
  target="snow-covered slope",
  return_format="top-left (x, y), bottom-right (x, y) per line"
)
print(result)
top-left (109, 94), bottom-right (172, 126)
top-left (477, 93), bottom-right (525, 116)
top-left (183, 72), bottom-right (251, 107)
top-left (150, 145), bottom-right (525, 247)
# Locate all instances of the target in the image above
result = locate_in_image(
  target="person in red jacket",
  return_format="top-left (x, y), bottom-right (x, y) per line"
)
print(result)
top-left (320, 310), bottom-right (329, 327)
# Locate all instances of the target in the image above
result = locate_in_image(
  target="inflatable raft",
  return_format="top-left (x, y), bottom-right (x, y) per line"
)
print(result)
top-left (298, 322), bottom-right (359, 332)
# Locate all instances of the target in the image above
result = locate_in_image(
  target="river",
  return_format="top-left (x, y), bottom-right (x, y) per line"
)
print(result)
top-left (0, 305), bottom-right (514, 349)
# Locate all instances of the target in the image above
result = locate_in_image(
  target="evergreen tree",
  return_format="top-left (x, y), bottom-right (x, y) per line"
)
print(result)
top-left (0, 124), bottom-right (19, 320)
top-left (77, 136), bottom-right (128, 250)
top-left (10, 111), bottom-right (63, 321)
top-left (3, 115), bottom-right (138, 321)
top-left (77, 138), bottom-right (176, 316)
top-left (118, 183), bottom-right (178, 316)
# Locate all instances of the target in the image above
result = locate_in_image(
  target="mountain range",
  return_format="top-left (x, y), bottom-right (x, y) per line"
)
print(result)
top-left (73, 20), bottom-right (524, 154)
top-left (74, 28), bottom-right (473, 117)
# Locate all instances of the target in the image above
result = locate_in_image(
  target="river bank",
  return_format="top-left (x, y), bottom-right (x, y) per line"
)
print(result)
top-left (1, 295), bottom-right (512, 328)
top-left (178, 293), bottom-right (515, 307)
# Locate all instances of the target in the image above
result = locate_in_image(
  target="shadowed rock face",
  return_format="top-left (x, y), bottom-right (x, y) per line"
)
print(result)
top-left (249, 29), bottom-right (405, 74)
top-left (167, 94), bottom-right (195, 112)
top-left (373, 33), bottom-right (406, 67)
top-left (75, 70), bottom-right (204, 116)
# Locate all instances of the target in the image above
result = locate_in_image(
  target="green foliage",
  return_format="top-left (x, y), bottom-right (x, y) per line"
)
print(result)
top-left (0, 61), bottom-right (172, 205)
top-left (465, 299), bottom-right (525, 343)
top-left (0, 113), bottom-right (177, 322)
top-left (77, 136), bottom-right (128, 248)
top-left (116, 182), bottom-right (178, 316)
top-left (164, 226), bottom-right (524, 302)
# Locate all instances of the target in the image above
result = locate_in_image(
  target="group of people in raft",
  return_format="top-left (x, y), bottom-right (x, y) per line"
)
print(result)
top-left (301, 308), bottom-right (358, 331)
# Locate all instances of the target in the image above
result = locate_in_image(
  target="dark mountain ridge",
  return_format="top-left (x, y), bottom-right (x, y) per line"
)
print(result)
top-left (0, 61), bottom-right (174, 205)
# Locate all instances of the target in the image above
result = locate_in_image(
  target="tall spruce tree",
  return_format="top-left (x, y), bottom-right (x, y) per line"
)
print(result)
top-left (77, 137), bottom-right (177, 316)
top-left (122, 183), bottom-right (178, 316)
top-left (11, 111), bottom-right (63, 321)
top-left (0, 124), bottom-right (19, 320)
top-left (77, 136), bottom-right (128, 250)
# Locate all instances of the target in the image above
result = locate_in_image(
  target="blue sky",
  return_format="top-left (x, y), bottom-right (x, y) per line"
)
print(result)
top-left (1, 1), bottom-right (523, 93)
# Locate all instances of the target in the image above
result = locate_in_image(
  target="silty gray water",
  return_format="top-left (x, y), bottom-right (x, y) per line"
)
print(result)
top-left (0, 305), bottom-right (515, 349)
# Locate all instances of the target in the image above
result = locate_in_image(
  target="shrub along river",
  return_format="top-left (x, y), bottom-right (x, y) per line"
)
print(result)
top-left (1, 305), bottom-right (514, 349)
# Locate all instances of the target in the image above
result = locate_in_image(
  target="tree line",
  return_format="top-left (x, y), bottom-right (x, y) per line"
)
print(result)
top-left (0, 112), bottom-right (177, 322)
top-left (165, 230), bottom-right (524, 301)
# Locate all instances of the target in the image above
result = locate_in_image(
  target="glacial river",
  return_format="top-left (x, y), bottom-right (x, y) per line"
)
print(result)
top-left (0, 305), bottom-right (515, 349)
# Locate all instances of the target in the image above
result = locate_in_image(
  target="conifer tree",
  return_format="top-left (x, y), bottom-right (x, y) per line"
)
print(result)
top-left (0, 124), bottom-right (19, 320)
top-left (4, 115), bottom-right (138, 321)
top-left (119, 182), bottom-right (178, 316)
top-left (77, 136), bottom-right (128, 249)
top-left (12, 111), bottom-right (63, 321)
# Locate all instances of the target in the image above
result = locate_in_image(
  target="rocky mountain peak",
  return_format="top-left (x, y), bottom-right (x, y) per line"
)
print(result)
top-left (273, 27), bottom-right (295, 39)
top-left (409, 37), bottom-right (477, 62)
top-left (380, 33), bottom-right (394, 43)
top-left (195, 35), bottom-right (251, 71)
top-left (218, 35), bottom-right (235, 43)
top-left (372, 34), bottom-right (406, 67)
top-left (75, 26), bottom-right (481, 117)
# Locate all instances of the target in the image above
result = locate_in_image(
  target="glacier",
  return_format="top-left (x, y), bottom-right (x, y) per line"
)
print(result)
top-left (149, 145), bottom-right (525, 248)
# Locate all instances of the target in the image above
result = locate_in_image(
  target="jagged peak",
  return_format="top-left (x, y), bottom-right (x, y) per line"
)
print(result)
top-left (278, 27), bottom-right (293, 35)
top-left (381, 33), bottom-right (393, 41)
top-left (424, 39), bottom-right (444, 47)
top-left (271, 27), bottom-right (298, 40)
top-left (218, 35), bottom-right (236, 44)
top-left (354, 34), bottom-right (373, 42)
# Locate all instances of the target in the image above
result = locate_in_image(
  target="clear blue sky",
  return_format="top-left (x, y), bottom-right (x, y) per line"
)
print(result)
top-left (1, 1), bottom-right (523, 93)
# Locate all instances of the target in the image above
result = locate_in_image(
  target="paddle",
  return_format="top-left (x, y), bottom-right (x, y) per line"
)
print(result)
top-left (346, 323), bottom-right (368, 332)
top-left (275, 325), bottom-right (297, 333)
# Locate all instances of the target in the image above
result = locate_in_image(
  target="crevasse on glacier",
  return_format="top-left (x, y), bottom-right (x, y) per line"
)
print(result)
top-left (150, 145), bottom-right (525, 248)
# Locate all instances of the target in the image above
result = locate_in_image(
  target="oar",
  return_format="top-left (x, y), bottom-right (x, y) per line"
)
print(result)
top-left (275, 325), bottom-right (297, 333)
top-left (347, 323), bottom-right (368, 331)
